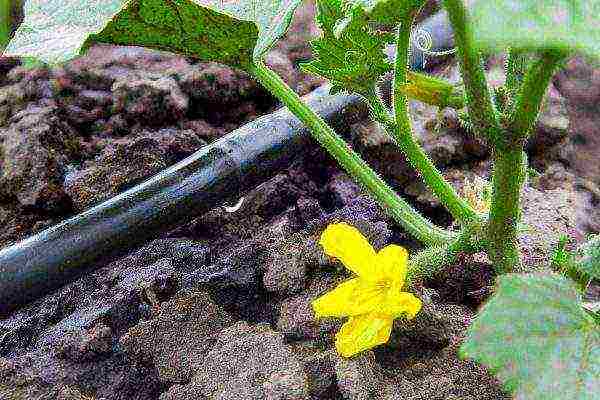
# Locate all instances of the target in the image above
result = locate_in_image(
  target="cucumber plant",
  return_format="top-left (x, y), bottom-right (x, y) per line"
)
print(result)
top-left (3, 0), bottom-right (599, 398)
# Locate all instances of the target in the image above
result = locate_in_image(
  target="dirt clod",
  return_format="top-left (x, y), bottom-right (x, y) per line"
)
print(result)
top-left (1, 3), bottom-right (598, 399)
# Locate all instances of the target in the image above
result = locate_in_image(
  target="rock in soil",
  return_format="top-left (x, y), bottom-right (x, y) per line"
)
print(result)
top-left (334, 351), bottom-right (384, 400)
top-left (120, 290), bottom-right (235, 383)
top-left (112, 74), bottom-right (189, 127)
top-left (161, 321), bottom-right (310, 400)
top-left (0, 105), bottom-right (79, 212)
top-left (553, 56), bottom-right (600, 184)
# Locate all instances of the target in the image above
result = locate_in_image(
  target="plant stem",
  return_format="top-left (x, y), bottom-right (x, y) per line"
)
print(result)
top-left (552, 234), bottom-right (599, 290)
top-left (251, 61), bottom-right (454, 246)
top-left (0, 0), bottom-right (9, 52)
top-left (407, 223), bottom-right (484, 284)
top-left (487, 53), bottom-right (565, 273)
top-left (393, 13), bottom-right (415, 124)
top-left (369, 94), bottom-right (479, 226)
top-left (508, 50), bottom-right (566, 145)
top-left (442, 0), bottom-right (502, 146)
top-left (487, 147), bottom-right (527, 273)
top-left (504, 48), bottom-right (527, 105)
top-left (381, 16), bottom-right (479, 226)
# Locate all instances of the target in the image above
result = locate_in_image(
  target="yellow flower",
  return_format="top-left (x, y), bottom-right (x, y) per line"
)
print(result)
top-left (311, 223), bottom-right (422, 357)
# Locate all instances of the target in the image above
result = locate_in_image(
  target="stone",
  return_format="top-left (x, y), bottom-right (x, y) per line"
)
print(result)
top-left (136, 127), bottom-right (206, 164)
top-left (56, 322), bottom-right (113, 362)
top-left (277, 295), bottom-right (320, 340)
top-left (112, 74), bottom-right (189, 126)
top-left (120, 290), bottom-right (234, 383)
top-left (0, 105), bottom-right (78, 212)
top-left (176, 63), bottom-right (259, 106)
top-left (63, 135), bottom-right (168, 210)
top-left (301, 350), bottom-right (337, 397)
top-left (263, 369), bottom-right (310, 400)
top-left (180, 119), bottom-right (223, 142)
top-left (263, 233), bottom-right (309, 295)
top-left (161, 321), bottom-right (309, 400)
top-left (518, 186), bottom-right (585, 271)
top-left (76, 89), bottom-right (113, 109)
top-left (0, 83), bottom-right (27, 126)
top-left (328, 172), bottom-right (364, 207)
top-left (334, 351), bottom-right (383, 400)
top-left (295, 197), bottom-right (325, 225)
top-left (553, 56), bottom-right (600, 183)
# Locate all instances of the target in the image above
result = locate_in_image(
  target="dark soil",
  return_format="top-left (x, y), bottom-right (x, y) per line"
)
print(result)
top-left (1, 1), bottom-right (599, 399)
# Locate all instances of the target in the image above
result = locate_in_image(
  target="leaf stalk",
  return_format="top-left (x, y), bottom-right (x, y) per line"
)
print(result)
top-left (442, 0), bottom-right (502, 147)
top-left (383, 12), bottom-right (480, 226)
top-left (250, 61), bottom-right (454, 246)
top-left (508, 50), bottom-right (567, 145)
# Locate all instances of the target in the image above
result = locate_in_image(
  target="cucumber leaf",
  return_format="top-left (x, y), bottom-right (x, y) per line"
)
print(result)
top-left (3, 0), bottom-right (125, 65)
top-left (345, 0), bottom-right (426, 24)
top-left (470, 0), bottom-right (600, 59)
top-left (460, 273), bottom-right (600, 400)
top-left (302, 0), bottom-right (399, 96)
top-left (302, 0), bottom-right (427, 95)
top-left (3, 0), bottom-right (302, 71)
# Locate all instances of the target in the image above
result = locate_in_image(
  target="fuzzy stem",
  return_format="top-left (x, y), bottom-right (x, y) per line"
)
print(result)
top-left (372, 12), bottom-right (479, 226)
top-left (369, 93), bottom-right (479, 226)
top-left (442, 0), bottom-right (502, 146)
top-left (251, 62), bottom-right (454, 246)
top-left (508, 50), bottom-right (566, 144)
top-left (505, 48), bottom-right (527, 104)
top-left (393, 13), bottom-right (415, 124)
top-left (487, 147), bottom-right (527, 273)
top-left (407, 223), bottom-right (485, 284)
top-left (487, 53), bottom-right (565, 273)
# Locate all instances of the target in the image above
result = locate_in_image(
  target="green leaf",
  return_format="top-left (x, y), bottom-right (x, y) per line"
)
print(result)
top-left (461, 273), bottom-right (600, 399)
top-left (300, 0), bottom-right (386, 95)
top-left (3, 0), bottom-right (125, 64)
top-left (1, 0), bottom-right (23, 52)
top-left (470, 0), bottom-right (600, 58)
top-left (3, 0), bottom-right (301, 70)
top-left (345, 0), bottom-right (426, 24)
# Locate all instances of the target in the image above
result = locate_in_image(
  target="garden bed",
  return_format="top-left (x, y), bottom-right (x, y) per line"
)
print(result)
top-left (0, 1), bottom-right (599, 399)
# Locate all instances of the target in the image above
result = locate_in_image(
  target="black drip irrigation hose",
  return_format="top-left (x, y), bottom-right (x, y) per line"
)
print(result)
top-left (0, 11), bottom-right (456, 318)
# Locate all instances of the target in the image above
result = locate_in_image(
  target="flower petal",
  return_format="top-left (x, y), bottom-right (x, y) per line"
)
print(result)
top-left (375, 244), bottom-right (409, 285)
top-left (319, 223), bottom-right (376, 278)
top-left (382, 292), bottom-right (422, 319)
top-left (311, 278), bottom-right (388, 318)
top-left (335, 313), bottom-right (394, 357)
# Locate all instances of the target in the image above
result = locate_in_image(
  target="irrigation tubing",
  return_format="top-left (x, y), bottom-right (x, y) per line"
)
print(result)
top-left (0, 10), bottom-right (456, 317)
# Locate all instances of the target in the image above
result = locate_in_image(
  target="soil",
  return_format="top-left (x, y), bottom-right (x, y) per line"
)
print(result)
top-left (1, 1), bottom-right (599, 399)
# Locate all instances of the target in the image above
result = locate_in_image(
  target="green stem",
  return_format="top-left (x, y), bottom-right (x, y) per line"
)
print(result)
top-left (369, 94), bottom-right (479, 226)
top-left (384, 14), bottom-right (479, 225)
top-left (0, 0), bottom-right (9, 52)
top-left (393, 14), bottom-right (414, 124)
top-left (442, 0), bottom-right (502, 146)
top-left (407, 223), bottom-right (484, 284)
top-left (251, 61), bottom-right (454, 246)
top-left (552, 234), bottom-right (600, 290)
top-left (487, 147), bottom-right (527, 273)
top-left (505, 48), bottom-right (527, 104)
top-left (487, 53), bottom-right (565, 273)
top-left (508, 50), bottom-right (566, 145)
